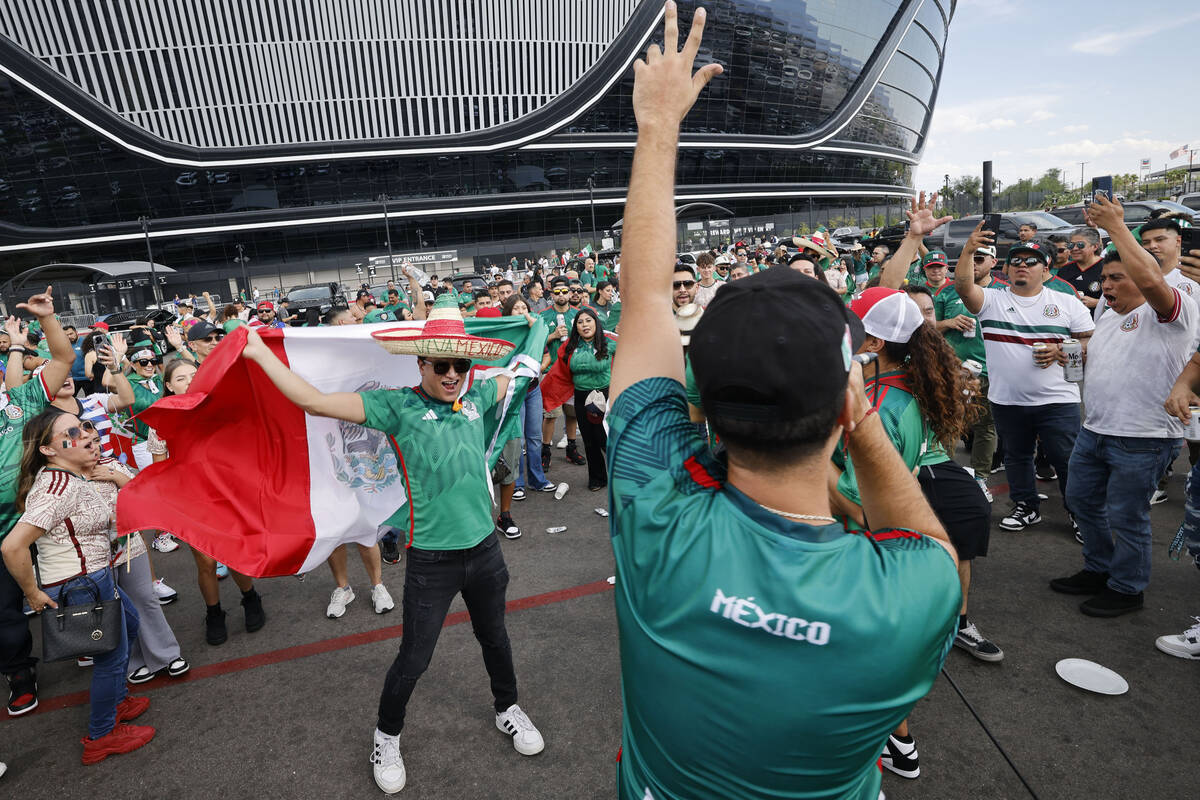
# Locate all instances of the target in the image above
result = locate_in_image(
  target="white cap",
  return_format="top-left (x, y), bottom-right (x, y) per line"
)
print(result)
top-left (849, 288), bottom-right (925, 344)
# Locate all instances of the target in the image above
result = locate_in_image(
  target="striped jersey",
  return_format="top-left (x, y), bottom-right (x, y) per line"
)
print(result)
top-left (977, 286), bottom-right (1094, 405)
top-left (79, 393), bottom-right (116, 457)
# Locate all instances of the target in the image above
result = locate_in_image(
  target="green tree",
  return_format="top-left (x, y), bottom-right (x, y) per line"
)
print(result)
top-left (951, 175), bottom-right (982, 200)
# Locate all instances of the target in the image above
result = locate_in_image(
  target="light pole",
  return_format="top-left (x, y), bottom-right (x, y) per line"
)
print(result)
top-left (575, 218), bottom-right (583, 254)
top-left (586, 176), bottom-right (597, 250)
top-left (1079, 161), bottom-right (1089, 201)
top-left (137, 216), bottom-right (163, 308)
top-left (378, 193), bottom-right (396, 281)
top-left (234, 243), bottom-right (250, 301)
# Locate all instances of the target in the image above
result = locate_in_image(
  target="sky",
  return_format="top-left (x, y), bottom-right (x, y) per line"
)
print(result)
top-left (914, 0), bottom-right (1198, 193)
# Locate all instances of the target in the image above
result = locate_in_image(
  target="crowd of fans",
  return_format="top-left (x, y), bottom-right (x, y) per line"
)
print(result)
top-left (1, 6), bottom-right (1198, 796)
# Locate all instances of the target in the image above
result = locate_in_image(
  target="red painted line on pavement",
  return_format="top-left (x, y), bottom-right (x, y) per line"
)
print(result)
top-left (3, 578), bottom-right (614, 722)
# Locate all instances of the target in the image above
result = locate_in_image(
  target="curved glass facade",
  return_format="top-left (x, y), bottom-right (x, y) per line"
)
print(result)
top-left (0, 0), bottom-right (954, 296)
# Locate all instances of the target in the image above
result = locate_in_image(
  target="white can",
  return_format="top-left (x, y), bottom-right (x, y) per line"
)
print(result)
top-left (1185, 407), bottom-right (1200, 441)
top-left (962, 317), bottom-right (976, 338)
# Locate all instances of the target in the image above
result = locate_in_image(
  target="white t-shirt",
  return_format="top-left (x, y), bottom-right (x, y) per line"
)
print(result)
top-left (693, 280), bottom-right (721, 308)
top-left (1084, 288), bottom-right (1199, 438)
top-left (978, 286), bottom-right (1095, 405)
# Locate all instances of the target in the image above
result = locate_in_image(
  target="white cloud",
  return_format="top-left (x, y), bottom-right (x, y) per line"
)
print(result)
top-left (1031, 137), bottom-right (1174, 161)
top-left (1047, 124), bottom-right (1089, 136)
top-left (1025, 110), bottom-right (1055, 123)
top-left (1071, 14), bottom-right (1200, 54)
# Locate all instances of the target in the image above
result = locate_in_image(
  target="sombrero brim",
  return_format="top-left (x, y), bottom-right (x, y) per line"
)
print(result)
top-left (371, 329), bottom-right (516, 361)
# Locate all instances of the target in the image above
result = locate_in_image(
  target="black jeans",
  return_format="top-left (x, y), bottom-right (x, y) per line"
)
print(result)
top-left (376, 533), bottom-right (517, 736)
top-left (0, 545), bottom-right (36, 677)
top-left (574, 387), bottom-right (609, 486)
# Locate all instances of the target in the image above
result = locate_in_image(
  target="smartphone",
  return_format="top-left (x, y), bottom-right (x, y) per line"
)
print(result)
top-left (1181, 226), bottom-right (1200, 258)
top-left (1091, 175), bottom-right (1113, 203)
top-left (91, 330), bottom-right (114, 355)
top-left (980, 214), bottom-right (1002, 237)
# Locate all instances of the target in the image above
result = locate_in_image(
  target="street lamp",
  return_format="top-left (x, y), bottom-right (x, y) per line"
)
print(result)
top-left (379, 193), bottom-right (396, 281)
top-left (586, 176), bottom-right (597, 251)
top-left (137, 215), bottom-right (163, 307)
top-left (234, 243), bottom-right (250, 302)
top-left (575, 218), bottom-right (583, 254)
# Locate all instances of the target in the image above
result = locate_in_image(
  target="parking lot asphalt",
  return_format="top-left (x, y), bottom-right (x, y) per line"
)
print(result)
top-left (1, 445), bottom-right (1195, 800)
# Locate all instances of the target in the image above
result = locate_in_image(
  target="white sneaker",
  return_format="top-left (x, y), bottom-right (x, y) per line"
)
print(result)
top-left (370, 728), bottom-right (406, 794)
top-left (153, 578), bottom-right (178, 605)
top-left (975, 476), bottom-right (993, 503)
top-left (1156, 617), bottom-right (1200, 660)
top-left (326, 586), bottom-right (355, 619)
top-left (495, 703), bottom-right (544, 755)
top-left (555, 435), bottom-right (567, 449)
top-left (372, 584), bottom-right (395, 615)
top-left (151, 533), bottom-right (179, 553)
top-left (1151, 488), bottom-right (1168, 505)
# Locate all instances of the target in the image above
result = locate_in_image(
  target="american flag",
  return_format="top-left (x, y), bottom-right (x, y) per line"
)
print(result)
top-left (1170, 145), bottom-right (1189, 160)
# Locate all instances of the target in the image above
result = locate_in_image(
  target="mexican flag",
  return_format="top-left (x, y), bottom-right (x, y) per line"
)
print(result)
top-left (115, 320), bottom-right (546, 577)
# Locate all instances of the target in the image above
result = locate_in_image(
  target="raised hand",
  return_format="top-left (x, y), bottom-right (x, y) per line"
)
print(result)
top-left (905, 191), bottom-right (953, 238)
top-left (3, 316), bottom-right (27, 347)
top-left (631, 2), bottom-right (724, 134)
top-left (1083, 192), bottom-right (1124, 231)
top-left (16, 285), bottom-right (55, 319)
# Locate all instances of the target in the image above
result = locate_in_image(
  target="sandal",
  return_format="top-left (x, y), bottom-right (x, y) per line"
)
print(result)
top-left (127, 666), bottom-right (155, 684)
top-left (167, 657), bottom-right (190, 677)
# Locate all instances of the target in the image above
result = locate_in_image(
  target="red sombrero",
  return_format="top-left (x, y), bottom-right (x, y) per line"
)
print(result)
top-left (372, 292), bottom-right (514, 360)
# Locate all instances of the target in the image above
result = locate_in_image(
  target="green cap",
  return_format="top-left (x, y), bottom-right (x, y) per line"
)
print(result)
top-left (921, 250), bottom-right (948, 268)
top-left (363, 309), bottom-right (395, 324)
top-left (223, 319), bottom-right (247, 333)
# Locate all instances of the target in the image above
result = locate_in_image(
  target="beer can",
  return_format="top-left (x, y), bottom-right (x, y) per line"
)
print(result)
top-left (1185, 407), bottom-right (1200, 442)
top-left (1031, 342), bottom-right (1049, 365)
top-left (962, 359), bottom-right (983, 379)
top-left (1061, 338), bottom-right (1084, 382)
top-left (962, 317), bottom-right (977, 338)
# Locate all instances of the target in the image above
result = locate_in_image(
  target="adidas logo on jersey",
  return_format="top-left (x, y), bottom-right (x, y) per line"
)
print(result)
top-left (421, 410), bottom-right (438, 421)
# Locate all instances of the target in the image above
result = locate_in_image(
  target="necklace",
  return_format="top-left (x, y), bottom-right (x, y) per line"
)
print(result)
top-left (755, 502), bottom-right (836, 523)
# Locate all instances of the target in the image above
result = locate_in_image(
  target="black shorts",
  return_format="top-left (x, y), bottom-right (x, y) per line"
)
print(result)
top-left (918, 460), bottom-right (991, 560)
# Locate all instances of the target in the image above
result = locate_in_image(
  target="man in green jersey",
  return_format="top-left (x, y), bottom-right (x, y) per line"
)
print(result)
top-left (1, 287), bottom-right (75, 717)
top-left (241, 296), bottom-right (542, 795)
top-left (605, 8), bottom-right (960, 799)
top-left (539, 276), bottom-right (585, 469)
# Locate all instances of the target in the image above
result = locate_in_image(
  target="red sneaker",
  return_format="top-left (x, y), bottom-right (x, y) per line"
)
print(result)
top-left (116, 695), bottom-right (150, 723)
top-left (81, 722), bottom-right (156, 765)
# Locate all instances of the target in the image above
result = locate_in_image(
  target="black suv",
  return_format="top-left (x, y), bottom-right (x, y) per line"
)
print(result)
top-left (1051, 200), bottom-right (1199, 229)
top-left (923, 211), bottom-right (1075, 261)
top-left (284, 283), bottom-right (345, 325)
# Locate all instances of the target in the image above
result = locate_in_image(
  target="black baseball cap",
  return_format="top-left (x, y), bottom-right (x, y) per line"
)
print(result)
top-left (689, 267), bottom-right (864, 423)
top-left (1008, 240), bottom-right (1052, 265)
top-left (186, 320), bottom-right (221, 341)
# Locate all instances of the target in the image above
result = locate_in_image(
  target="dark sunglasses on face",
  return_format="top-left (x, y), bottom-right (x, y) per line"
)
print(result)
top-left (551, 288), bottom-right (570, 295)
top-left (203, 334), bottom-right (223, 343)
top-left (1008, 256), bottom-right (1043, 267)
top-left (673, 280), bottom-right (696, 289)
top-left (1068, 241), bottom-right (1088, 249)
top-left (427, 358), bottom-right (471, 375)
top-left (972, 255), bottom-right (987, 263)
top-left (52, 420), bottom-right (96, 447)
top-left (135, 358), bottom-right (160, 367)
top-left (569, 287), bottom-right (584, 293)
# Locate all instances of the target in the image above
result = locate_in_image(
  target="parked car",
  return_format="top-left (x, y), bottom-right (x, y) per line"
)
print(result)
top-left (1177, 193), bottom-right (1200, 213)
top-left (924, 211), bottom-right (1075, 261)
top-left (446, 272), bottom-right (491, 295)
top-left (284, 283), bottom-right (344, 325)
top-left (94, 308), bottom-right (178, 334)
top-left (1051, 200), bottom-right (1198, 229)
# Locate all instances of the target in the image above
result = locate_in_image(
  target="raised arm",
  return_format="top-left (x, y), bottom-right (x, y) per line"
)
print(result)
top-left (609, 2), bottom-right (723, 405)
top-left (4, 316), bottom-right (28, 390)
top-left (99, 333), bottom-right (136, 412)
top-left (402, 263), bottom-right (427, 321)
top-left (954, 224), bottom-right (994, 315)
top-left (18, 287), bottom-right (73, 397)
top-left (879, 192), bottom-right (951, 289)
top-left (241, 328), bottom-right (366, 423)
top-left (1086, 194), bottom-right (1175, 318)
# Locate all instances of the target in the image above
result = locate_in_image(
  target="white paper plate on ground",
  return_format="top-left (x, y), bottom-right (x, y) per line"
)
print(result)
top-left (1055, 658), bottom-right (1129, 695)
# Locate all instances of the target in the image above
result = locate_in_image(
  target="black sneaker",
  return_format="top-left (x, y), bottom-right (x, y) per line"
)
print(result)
top-left (495, 513), bottom-right (521, 540)
top-left (380, 538), bottom-right (400, 565)
top-left (954, 621), bottom-right (1004, 662)
top-left (588, 479), bottom-right (607, 492)
top-left (999, 502), bottom-right (1041, 531)
top-left (6, 667), bottom-right (37, 717)
top-left (205, 608), bottom-right (228, 646)
top-left (512, 487), bottom-right (526, 501)
top-left (541, 444), bottom-right (552, 472)
top-left (1035, 460), bottom-right (1057, 481)
top-left (535, 482), bottom-right (557, 493)
top-left (1049, 569), bottom-right (1109, 595)
top-left (242, 590), bottom-right (266, 633)
top-left (881, 734), bottom-right (920, 779)
top-left (565, 441), bottom-right (586, 466)
top-left (1080, 587), bottom-right (1144, 617)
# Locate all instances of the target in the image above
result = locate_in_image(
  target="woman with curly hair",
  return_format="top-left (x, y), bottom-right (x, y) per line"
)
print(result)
top-left (832, 287), bottom-right (995, 781)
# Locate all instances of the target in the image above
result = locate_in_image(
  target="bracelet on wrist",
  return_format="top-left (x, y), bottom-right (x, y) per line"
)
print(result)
top-left (8, 346), bottom-right (26, 355)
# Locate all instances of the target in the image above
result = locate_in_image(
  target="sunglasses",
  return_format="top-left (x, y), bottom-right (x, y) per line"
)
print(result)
top-left (972, 255), bottom-right (988, 263)
top-left (134, 358), bottom-right (161, 367)
top-left (425, 358), bottom-right (472, 375)
top-left (673, 280), bottom-right (696, 289)
top-left (551, 288), bottom-right (570, 295)
top-left (1008, 256), bottom-right (1044, 267)
top-left (1056, 248), bottom-right (1068, 254)
top-left (203, 334), bottom-right (224, 343)
top-left (569, 287), bottom-right (584, 293)
top-left (51, 420), bottom-right (96, 448)
top-left (1067, 241), bottom-right (1088, 249)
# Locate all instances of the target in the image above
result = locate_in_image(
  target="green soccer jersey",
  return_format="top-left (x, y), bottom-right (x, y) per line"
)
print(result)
top-left (361, 381), bottom-right (500, 550)
top-left (904, 260), bottom-right (924, 286)
top-left (539, 306), bottom-right (579, 366)
top-left (934, 277), bottom-right (1006, 375)
top-left (608, 378), bottom-right (959, 800)
top-left (836, 370), bottom-right (949, 509)
top-left (1044, 274), bottom-right (1078, 297)
top-left (595, 263), bottom-right (612, 283)
top-left (123, 374), bottom-right (163, 443)
top-left (581, 271), bottom-right (597, 295)
top-left (383, 302), bottom-right (410, 319)
top-left (568, 338), bottom-right (616, 391)
top-left (0, 375), bottom-right (53, 537)
top-left (593, 301), bottom-right (621, 332)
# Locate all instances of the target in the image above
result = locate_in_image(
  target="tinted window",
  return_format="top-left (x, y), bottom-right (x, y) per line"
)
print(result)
top-left (1051, 207), bottom-right (1085, 225)
top-left (287, 288), bottom-right (332, 302)
top-left (1124, 205), bottom-right (1154, 223)
top-left (1180, 196), bottom-right (1200, 211)
top-left (948, 219), bottom-right (979, 238)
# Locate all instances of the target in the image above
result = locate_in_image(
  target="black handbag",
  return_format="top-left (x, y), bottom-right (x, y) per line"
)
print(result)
top-left (40, 572), bottom-right (122, 663)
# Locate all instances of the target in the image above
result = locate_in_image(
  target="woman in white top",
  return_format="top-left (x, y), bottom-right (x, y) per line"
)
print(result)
top-left (0, 410), bottom-right (155, 764)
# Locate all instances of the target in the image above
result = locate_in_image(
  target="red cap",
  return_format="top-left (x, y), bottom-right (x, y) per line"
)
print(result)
top-left (474, 307), bottom-right (502, 318)
top-left (256, 301), bottom-right (274, 311)
top-left (91, 321), bottom-right (110, 331)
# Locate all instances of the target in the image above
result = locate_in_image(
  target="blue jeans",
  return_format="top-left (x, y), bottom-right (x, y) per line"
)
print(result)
top-left (54, 568), bottom-right (140, 739)
top-left (516, 385), bottom-right (550, 490)
top-left (991, 402), bottom-right (1080, 510)
top-left (1178, 458), bottom-right (1200, 568)
top-left (1066, 428), bottom-right (1180, 595)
